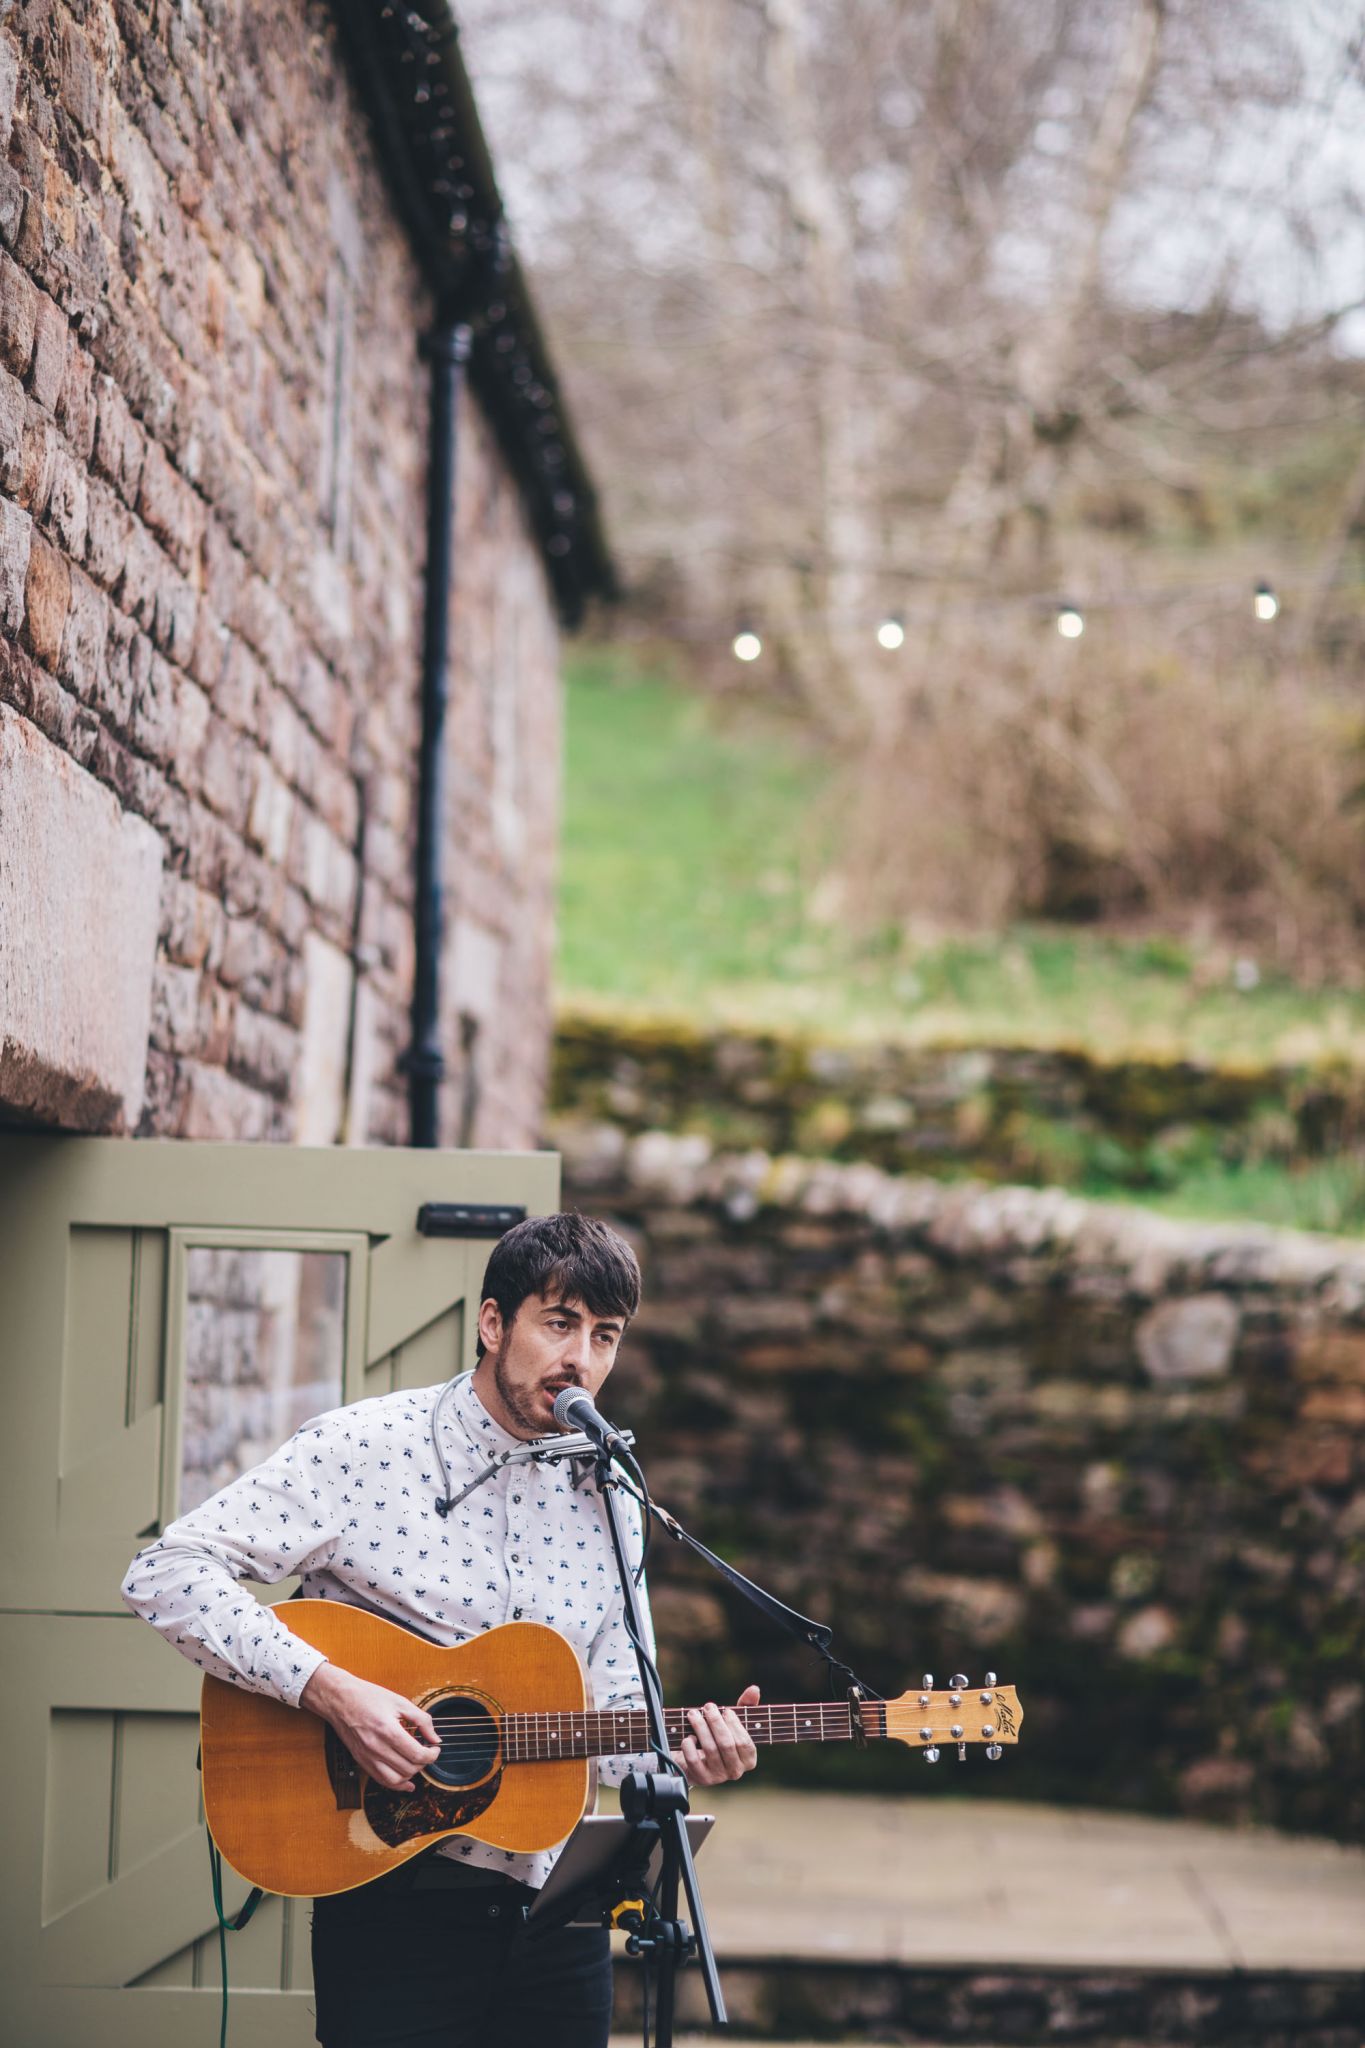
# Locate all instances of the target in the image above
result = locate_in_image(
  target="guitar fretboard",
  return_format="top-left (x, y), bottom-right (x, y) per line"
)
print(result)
top-left (498, 1701), bottom-right (887, 1764)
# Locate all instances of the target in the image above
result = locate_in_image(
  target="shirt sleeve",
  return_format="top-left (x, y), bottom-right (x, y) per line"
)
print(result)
top-left (587, 1489), bottom-right (661, 1788)
top-left (120, 1412), bottom-right (347, 1708)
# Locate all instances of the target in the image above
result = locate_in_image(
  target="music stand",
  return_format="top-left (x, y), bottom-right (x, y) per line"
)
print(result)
top-left (525, 1813), bottom-right (716, 1930)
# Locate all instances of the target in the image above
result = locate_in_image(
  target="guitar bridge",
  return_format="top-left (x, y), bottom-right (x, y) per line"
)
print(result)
top-left (324, 1723), bottom-right (363, 1809)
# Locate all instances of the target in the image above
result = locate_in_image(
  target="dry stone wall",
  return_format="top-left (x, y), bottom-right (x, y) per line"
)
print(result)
top-left (0, 0), bottom-right (560, 1147)
top-left (554, 1013), bottom-right (1362, 1195)
top-left (559, 1122), bottom-right (1365, 1838)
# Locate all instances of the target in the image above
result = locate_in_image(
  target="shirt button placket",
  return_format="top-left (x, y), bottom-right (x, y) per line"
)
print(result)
top-left (507, 1489), bottom-right (523, 1616)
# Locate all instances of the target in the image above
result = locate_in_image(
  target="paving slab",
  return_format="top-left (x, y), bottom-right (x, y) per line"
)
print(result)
top-left (679, 1790), bottom-right (1365, 1973)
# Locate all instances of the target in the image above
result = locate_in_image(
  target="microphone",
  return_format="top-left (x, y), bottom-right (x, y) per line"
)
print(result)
top-left (552, 1385), bottom-right (630, 1456)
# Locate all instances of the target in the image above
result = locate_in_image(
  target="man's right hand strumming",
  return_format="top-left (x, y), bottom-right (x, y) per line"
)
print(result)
top-left (301, 1663), bottom-right (442, 1790)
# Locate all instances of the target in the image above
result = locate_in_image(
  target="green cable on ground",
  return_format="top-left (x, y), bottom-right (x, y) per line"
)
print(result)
top-left (207, 1832), bottom-right (266, 2048)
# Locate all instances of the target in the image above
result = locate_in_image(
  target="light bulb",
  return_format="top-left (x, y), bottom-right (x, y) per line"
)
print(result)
top-left (876, 615), bottom-right (906, 650)
top-left (1056, 604), bottom-right (1084, 639)
top-left (732, 629), bottom-right (762, 662)
top-left (1253, 581), bottom-right (1279, 622)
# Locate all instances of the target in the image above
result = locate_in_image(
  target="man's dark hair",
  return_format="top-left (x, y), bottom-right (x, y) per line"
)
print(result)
top-left (475, 1211), bottom-right (642, 1357)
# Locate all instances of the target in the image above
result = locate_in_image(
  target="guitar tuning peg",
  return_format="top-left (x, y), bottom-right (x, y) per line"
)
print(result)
top-left (949, 1673), bottom-right (968, 1690)
top-left (921, 1673), bottom-right (934, 1690)
top-left (957, 1742), bottom-right (967, 1762)
top-left (984, 1670), bottom-right (997, 1687)
top-left (923, 1745), bottom-right (940, 1763)
top-left (986, 1742), bottom-right (1003, 1761)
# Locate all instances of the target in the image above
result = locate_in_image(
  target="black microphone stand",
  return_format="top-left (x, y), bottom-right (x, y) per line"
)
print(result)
top-left (592, 1440), bottom-right (727, 2042)
top-left (523, 1410), bottom-right (880, 2048)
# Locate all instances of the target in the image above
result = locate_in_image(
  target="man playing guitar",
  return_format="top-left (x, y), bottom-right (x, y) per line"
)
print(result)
top-left (124, 1212), bottom-right (760, 2047)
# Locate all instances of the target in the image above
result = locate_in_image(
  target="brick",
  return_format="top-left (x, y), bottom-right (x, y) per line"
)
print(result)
top-left (186, 800), bottom-right (238, 900)
top-left (93, 374), bottom-right (146, 503)
top-left (123, 749), bottom-right (190, 864)
top-left (246, 751), bottom-right (294, 865)
top-left (102, 611), bottom-right (138, 731)
top-left (57, 20), bottom-right (104, 146)
top-left (56, 342), bottom-right (96, 460)
top-left (46, 445), bottom-right (89, 560)
top-left (216, 635), bottom-right (263, 732)
top-left (173, 675), bottom-right (210, 789)
top-left (117, 518), bottom-right (163, 631)
top-left (0, 34), bottom-right (18, 155)
top-left (28, 294), bottom-right (67, 412)
top-left (0, 495), bottom-right (32, 633)
top-left (0, 363), bottom-right (23, 491)
top-left (229, 1003), bottom-right (297, 1098)
top-left (314, 751), bottom-right (359, 843)
top-left (201, 712), bottom-right (248, 828)
top-left (178, 1059), bottom-right (271, 1142)
top-left (219, 912), bottom-right (279, 998)
top-left (58, 565), bottom-right (109, 697)
top-left (161, 874), bottom-right (226, 973)
top-left (188, 601), bottom-right (230, 694)
top-left (19, 413), bottom-right (57, 518)
top-left (0, 167), bottom-right (22, 253)
top-left (21, 530), bottom-right (69, 668)
top-left (268, 690), bottom-right (305, 786)
top-left (1294, 1328), bottom-right (1365, 1384)
top-left (129, 639), bottom-right (177, 763)
top-left (201, 514), bottom-right (244, 620)
top-left (195, 977), bottom-right (235, 1066)
top-left (138, 438), bottom-right (205, 571)
top-left (84, 476), bottom-right (132, 590)
top-left (149, 959), bottom-right (201, 1058)
top-left (0, 250), bottom-right (36, 377)
top-left (1302, 1385), bottom-right (1365, 1426)
top-left (152, 569), bottom-right (197, 663)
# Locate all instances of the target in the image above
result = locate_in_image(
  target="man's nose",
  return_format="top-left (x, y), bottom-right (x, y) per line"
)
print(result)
top-left (560, 1327), bottom-right (593, 1374)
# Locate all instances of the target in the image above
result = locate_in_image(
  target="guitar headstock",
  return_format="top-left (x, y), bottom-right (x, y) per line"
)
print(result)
top-left (884, 1671), bottom-right (1023, 1762)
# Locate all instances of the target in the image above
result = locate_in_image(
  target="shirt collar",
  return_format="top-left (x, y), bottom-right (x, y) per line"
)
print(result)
top-left (450, 1367), bottom-right (542, 1458)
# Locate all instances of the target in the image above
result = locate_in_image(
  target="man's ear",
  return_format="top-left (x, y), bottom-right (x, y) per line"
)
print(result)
top-left (476, 1298), bottom-right (504, 1357)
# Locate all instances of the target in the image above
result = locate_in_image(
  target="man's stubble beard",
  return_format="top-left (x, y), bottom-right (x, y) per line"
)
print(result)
top-left (490, 1336), bottom-right (549, 1439)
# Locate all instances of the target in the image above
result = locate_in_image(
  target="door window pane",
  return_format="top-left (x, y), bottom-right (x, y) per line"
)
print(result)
top-left (180, 1248), bottom-right (347, 1514)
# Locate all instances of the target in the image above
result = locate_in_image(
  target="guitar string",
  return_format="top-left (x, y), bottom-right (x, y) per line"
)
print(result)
top-left (406, 1706), bottom-right (869, 1764)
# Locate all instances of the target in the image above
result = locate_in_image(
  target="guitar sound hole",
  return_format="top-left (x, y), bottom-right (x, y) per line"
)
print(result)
top-left (424, 1694), bottom-right (499, 1789)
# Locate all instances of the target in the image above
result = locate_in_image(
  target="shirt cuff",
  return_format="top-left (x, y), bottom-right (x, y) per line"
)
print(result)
top-left (277, 1640), bottom-right (329, 1709)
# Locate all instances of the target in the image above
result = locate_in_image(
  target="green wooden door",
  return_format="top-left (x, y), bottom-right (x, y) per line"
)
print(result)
top-left (0, 1135), bottom-right (559, 2047)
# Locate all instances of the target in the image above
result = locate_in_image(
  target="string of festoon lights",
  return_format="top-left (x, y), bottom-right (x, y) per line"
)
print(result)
top-left (728, 578), bottom-right (1288, 661)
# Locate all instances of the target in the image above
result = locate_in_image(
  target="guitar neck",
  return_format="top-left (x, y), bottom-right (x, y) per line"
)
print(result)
top-left (501, 1700), bottom-right (882, 1764)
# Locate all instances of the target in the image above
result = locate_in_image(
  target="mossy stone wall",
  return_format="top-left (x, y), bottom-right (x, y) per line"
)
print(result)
top-left (553, 1014), bottom-right (1364, 1194)
top-left (560, 1124), bottom-right (1365, 1839)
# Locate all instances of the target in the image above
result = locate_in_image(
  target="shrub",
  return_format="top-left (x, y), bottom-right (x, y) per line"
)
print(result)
top-left (840, 619), bottom-right (1365, 980)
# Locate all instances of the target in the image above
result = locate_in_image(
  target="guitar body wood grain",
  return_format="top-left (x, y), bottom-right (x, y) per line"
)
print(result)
top-left (200, 1603), bottom-right (591, 1897)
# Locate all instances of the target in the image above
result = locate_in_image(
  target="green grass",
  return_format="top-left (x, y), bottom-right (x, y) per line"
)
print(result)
top-left (1139, 1156), bottom-right (1365, 1235)
top-left (558, 648), bottom-right (1365, 1072)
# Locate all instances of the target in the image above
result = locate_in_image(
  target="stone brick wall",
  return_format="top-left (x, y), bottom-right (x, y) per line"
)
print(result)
top-left (0, 0), bottom-right (561, 1147)
top-left (561, 1124), bottom-right (1365, 1839)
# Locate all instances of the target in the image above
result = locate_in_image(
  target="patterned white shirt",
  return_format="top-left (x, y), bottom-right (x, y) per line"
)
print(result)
top-left (121, 1371), bottom-right (655, 1888)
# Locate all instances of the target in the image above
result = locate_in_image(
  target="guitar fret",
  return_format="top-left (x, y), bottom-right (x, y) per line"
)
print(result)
top-left (500, 1699), bottom-right (881, 1761)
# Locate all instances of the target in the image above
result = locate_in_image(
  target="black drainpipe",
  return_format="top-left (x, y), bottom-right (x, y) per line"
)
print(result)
top-left (407, 316), bottom-right (472, 1148)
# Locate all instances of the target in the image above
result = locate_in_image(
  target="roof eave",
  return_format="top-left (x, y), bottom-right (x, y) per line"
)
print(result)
top-left (330, 0), bottom-right (616, 626)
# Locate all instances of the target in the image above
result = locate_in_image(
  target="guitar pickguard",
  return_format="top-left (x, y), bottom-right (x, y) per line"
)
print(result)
top-left (361, 1770), bottom-right (502, 1848)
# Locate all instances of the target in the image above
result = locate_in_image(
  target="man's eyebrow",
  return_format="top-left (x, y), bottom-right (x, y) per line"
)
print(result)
top-left (543, 1299), bottom-right (624, 1331)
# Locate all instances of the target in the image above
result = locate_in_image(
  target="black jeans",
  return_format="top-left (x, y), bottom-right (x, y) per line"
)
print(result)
top-left (311, 1865), bottom-right (613, 2048)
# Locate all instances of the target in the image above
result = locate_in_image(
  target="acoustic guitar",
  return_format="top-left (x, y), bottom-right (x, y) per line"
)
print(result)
top-left (201, 1601), bottom-right (1022, 1896)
